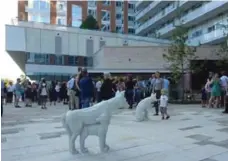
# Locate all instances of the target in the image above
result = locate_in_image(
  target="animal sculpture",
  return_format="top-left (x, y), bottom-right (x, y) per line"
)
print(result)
top-left (62, 91), bottom-right (129, 154)
top-left (135, 93), bottom-right (157, 122)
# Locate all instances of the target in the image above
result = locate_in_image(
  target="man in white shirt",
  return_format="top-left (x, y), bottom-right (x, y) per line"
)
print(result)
top-left (95, 79), bottom-right (102, 103)
top-left (67, 74), bottom-right (80, 110)
top-left (159, 89), bottom-right (170, 120)
top-left (220, 71), bottom-right (228, 108)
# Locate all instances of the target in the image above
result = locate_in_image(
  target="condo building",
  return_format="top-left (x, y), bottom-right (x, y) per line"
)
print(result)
top-left (135, 1), bottom-right (228, 46)
top-left (18, 0), bottom-right (136, 34)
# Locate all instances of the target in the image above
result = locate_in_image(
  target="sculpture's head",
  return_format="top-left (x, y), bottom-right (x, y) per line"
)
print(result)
top-left (115, 91), bottom-right (129, 109)
top-left (151, 93), bottom-right (157, 102)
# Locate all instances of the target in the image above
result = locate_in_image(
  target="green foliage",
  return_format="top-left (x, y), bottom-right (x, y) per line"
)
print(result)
top-left (216, 39), bottom-right (228, 68)
top-left (163, 26), bottom-right (197, 84)
top-left (80, 15), bottom-right (99, 30)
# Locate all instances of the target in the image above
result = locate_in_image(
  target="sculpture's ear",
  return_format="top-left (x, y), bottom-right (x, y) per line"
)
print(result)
top-left (115, 91), bottom-right (121, 97)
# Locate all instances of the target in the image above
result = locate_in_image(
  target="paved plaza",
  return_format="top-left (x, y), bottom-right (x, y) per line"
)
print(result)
top-left (1, 103), bottom-right (228, 161)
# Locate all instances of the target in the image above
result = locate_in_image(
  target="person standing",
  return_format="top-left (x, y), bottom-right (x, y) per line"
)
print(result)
top-left (55, 82), bottom-right (61, 102)
top-left (39, 79), bottom-right (48, 109)
top-left (125, 74), bottom-right (135, 109)
top-left (209, 73), bottom-right (222, 108)
top-left (220, 71), bottom-right (228, 108)
top-left (67, 74), bottom-right (80, 110)
top-left (25, 81), bottom-right (33, 107)
top-left (79, 68), bottom-right (94, 108)
top-left (1, 80), bottom-right (5, 117)
top-left (7, 82), bottom-right (14, 103)
top-left (152, 72), bottom-right (164, 115)
top-left (100, 73), bottom-right (114, 101)
top-left (163, 76), bottom-right (170, 98)
top-left (95, 78), bottom-right (102, 103)
top-left (49, 81), bottom-right (57, 106)
top-left (14, 78), bottom-right (22, 108)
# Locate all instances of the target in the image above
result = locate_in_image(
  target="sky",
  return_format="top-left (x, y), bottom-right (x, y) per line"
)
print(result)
top-left (0, 0), bottom-right (24, 80)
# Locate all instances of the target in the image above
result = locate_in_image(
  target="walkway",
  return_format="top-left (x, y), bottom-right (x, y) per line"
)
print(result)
top-left (1, 103), bottom-right (228, 161)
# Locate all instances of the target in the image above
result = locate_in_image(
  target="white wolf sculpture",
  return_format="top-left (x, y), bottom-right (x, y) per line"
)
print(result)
top-left (135, 93), bottom-right (157, 122)
top-left (62, 91), bottom-right (129, 154)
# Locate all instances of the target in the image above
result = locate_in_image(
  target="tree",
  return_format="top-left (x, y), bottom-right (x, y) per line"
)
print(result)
top-left (216, 38), bottom-right (228, 69)
top-left (80, 15), bottom-right (99, 30)
top-left (163, 26), bottom-right (197, 101)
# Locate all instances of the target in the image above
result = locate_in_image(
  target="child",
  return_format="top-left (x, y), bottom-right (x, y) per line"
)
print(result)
top-left (201, 85), bottom-right (207, 107)
top-left (159, 89), bottom-right (170, 120)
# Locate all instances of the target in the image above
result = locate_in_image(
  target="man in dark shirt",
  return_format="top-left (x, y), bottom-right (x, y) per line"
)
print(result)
top-left (125, 74), bottom-right (135, 109)
top-left (79, 68), bottom-right (94, 108)
top-left (100, 73), bottom-right (114, 101)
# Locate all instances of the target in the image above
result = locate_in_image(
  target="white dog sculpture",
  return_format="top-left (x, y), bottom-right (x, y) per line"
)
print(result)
top-left (135, 93), bottom-right (157, 122)
top-left (62, 91), bottom-right (128, 154)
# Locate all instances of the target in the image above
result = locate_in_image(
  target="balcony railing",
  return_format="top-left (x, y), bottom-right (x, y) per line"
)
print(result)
top-left (188, 29), bottom-right (227, 46)
top-left (136, 1), bottom-right (161, 21)
top-left (135, 1), bottom-right (144, 8)
top-left (181, 1), bottom-right (227, 24)
top-left (136, 4), bottom-right (177, 34)
top-left (157, 23), bottom-right (175, 36)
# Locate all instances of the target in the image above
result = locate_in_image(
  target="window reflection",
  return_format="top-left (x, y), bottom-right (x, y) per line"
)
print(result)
top-left (26, 53), bottom-right (93, 67)
top-left (72, 5), bottom-right (82, 27)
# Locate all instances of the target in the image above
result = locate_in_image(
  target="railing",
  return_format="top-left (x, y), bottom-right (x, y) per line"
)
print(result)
top-left (136, 1), bottom-right (161, 20)
top-left (188, 29), bottom-right (227, 46)
top-left (157, 23), bottom-right (175, 36)
top-left (136, 4), bottom-right (177, 34)
top-left (135, 1), bottom-right (144, 8)
top-left (181, 1), bottom-right (227, 24)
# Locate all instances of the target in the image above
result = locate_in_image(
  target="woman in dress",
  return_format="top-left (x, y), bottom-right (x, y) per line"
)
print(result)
top-left (209, 73), bottom-right (222, 108)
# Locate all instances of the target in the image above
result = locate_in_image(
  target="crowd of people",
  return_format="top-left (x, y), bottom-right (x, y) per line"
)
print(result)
top-left (1, 68), bottom-right (227, 117)
top-left (201, 71), bottom-right (228, 113)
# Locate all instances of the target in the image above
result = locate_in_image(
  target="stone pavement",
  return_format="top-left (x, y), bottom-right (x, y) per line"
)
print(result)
top-left (1, 103), bottom-right (228, 161)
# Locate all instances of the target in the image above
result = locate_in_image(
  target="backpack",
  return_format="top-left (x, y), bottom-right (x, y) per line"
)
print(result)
top-left (71, 80), bottom-right (80, 96)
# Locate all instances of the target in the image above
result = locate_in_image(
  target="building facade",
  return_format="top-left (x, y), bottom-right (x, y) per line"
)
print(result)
top-left (18, 0), bottom-right (135, 34)
top-left (5, 21), bottom-right (170, 80)
top-left (135, 1), bottom-right (228, 46)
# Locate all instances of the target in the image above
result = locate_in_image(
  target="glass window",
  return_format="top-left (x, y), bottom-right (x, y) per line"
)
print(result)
top-left (40, 16), bottom-right (50, 23)
top-left (128, 16), bottom-right (134, 21)
top-left (128, 3), bottom-right (134, 9)
top-left (116, 13), bottom-right (122, 19)
top-left (128, 28), bottom-right (135, 34)
top-left (208, 26), bottom-right (215, 33)
top-left (40, 0), bottom-right (48, 9)
top-left (72, 5), bottom-right (82, 27)
top-left (33, 1), bottom-right (40, 9)
top-left (68, 56), bottom-right (75, 65)
top-left (116, 2), bottom-right (122, 7)
top-left (192, 30), bottom-right (202, 38)
top-left (55, 55), bottom-right (63, 65)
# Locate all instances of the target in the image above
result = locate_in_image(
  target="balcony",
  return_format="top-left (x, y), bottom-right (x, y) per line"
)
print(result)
top-left (181, 1), bottom-right (228, 27)
top-left (156, 23), bottom-right (175, 38)
top-left (188, 29), bottom-right (228, 46)
top-left (136, 4), bottom-right (177, 34)
top-left (136, 1), bottom-right (163, 21)
top-left (135, 1), bottom-right (150, 10)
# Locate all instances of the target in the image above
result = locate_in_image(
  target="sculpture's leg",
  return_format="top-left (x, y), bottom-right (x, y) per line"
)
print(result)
top-left (99, 130), bottom-right (109, 152)
top-left (144, 109), bottom-right (149, 121)
top-left (80, 130), bottom-right (89, 153)
top-left (69, 123), bottom-right (83, 154)
top-left (70, 133), bottom-right (79, 154)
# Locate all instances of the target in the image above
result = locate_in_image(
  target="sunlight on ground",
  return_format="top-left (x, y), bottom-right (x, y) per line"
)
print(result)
top-left (0, 0), bottom-right (24, 80)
